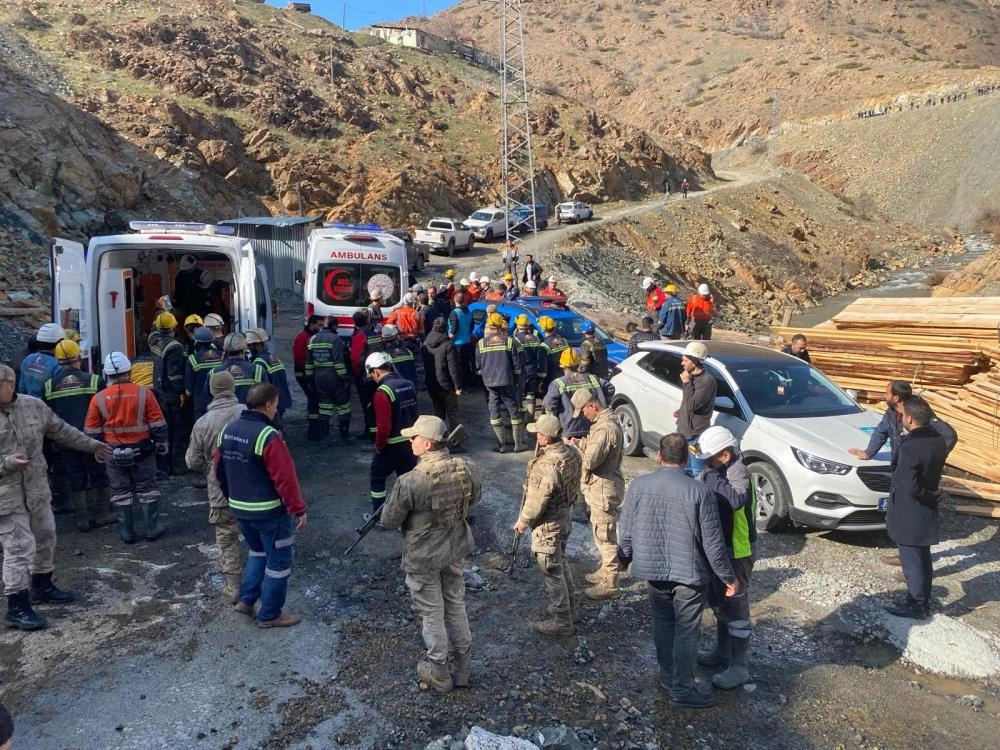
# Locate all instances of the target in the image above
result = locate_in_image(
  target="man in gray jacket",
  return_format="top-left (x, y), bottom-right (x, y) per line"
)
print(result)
top-left (617, 433), bottom-right (738, 709)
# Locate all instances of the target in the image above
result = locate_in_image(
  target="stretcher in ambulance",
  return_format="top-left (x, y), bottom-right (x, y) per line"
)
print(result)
top-left (298, 223), bottom-right (409, 337)
top-left (51, 221), bottom-right (272, 372)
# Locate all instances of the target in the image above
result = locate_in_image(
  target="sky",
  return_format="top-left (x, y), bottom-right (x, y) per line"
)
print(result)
top-left (277, 1), bottom-right (459, 31)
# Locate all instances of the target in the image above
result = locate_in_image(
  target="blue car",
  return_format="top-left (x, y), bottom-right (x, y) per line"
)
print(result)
top-left (468, 296), bottom-right (628, 365)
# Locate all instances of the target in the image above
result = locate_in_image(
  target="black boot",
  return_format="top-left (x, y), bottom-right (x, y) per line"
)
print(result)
top-left (339, 417), bottom-right (354, 446)
top-left (5, 590), bottom-right (47, 631)
top-left (119, 503), bottom-right (136, 545)
top-left (30, 572), bottom-right (75, 604)
top-left (142, 501), bottom-right (166, 541)
top-left (492, 425), bottom-right (508, 453)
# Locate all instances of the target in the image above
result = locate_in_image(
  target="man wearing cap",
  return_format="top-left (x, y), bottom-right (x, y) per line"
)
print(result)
top-left (658, 284), bottom-right (687, 340)
top-left (203, 313), bottom-right (227, 352)
top-left (538, 316), bottom-right (567, 392)
top-left (18, 323), bottom-right (65, 398)
top-left (523, 279), bottom-right (538, 297)
top-left (85, 353), bottom-right (169, 545)
top-left (215, 383), bottom-right (307, 628)
top-left (447, 293), bottom-right (475, 389)
top-left (381, 324), bottom-right (419, 391)
top-left (366, 352), bottom-right (419, 517)
top-left (212, 333), bottom-right (263, 405)
top-left (422, 317), bottom-right (462, 434)
top-left (42, 340), bottom-right (115, 533)
top-left (185, 326), bottom-right (224, 420)
top-left (1, 363), bottom-right (112, 630)
top-left (513, 314), bottom-right (544, 418)
top-left (694, 426), bottom-right (756, 689)
top-left (685, 284), bottom-right (715, 340)
top-left (150, 311), bottom-right (191, 476)
top-left (186, 371), bottom-right (246, 603)
top-left (380, 415), bottom-right (483, 693)
top-left (502, 273), bottom-right (520, 301)
top-left (248, 328), bottom-right (292, 426)
top-left (642, 277), bottom-right (666, 312)
top-left (385, 292), bottom-right (424, 342)
top-left (513, 414), bottom-right (583, 636)
top-left (477, 313), bottom-right (526, 453)
top-left (521, 254), bottom-right (543, 287)
top-left (543, 348), bottom-right (613, 440)
top-left (306, 317), bottom-right (353, 447)
top-left (676, 341), bottom-right (717, 477)
top-left (578, 322), bottom-right (609, 379)
top-left (627, 316), bottom-right (659, 356)
top-left (572, 389), bottom-right (625, 601)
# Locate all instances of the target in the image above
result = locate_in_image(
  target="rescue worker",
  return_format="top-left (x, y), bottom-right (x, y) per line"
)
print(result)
top-left (203, 313), bottom-right (227, 351)
top-left (539, 316), bottom-right (568, 392)
top-left (658, 284), bottom-right (687, 340)
top-left (18, 322), bottom-right (65, 398)
top-left (384, 292), bottom-right (424, 342)
top-left (185, 371), bottom-right (246, 603)
top-left (306, 317), bottom-right (353, 447)
top-left (578, 321), bottom-right (609, 378)
top-left (183, 314), bottom-right (205, 354)
top-left (543, 349), bottom-right (614, 439)
top-left (248, 328), bottom-right (292, 424)
top-left (502, 272), bottom-right (520, 301)
top-left (382, 324), bottom-right (419, 391)
top-left (694, 426), bottom-right (756, 690)
top-left (484, 282), bottom-right (504, 302)
top-left (215, 383), bottom-right (307, 628)
top-left (448, 293), bottom-right (475, 389)
top-left (466, 274), bottom-right (482, 303)
top-left (366, 294), bottom-right (385, 330)
top-left (365, 352), bottom-right (418, 517)
top-left (1, 363), bottom-right (111, 631)
top-left (149, 311), bottom-right (190, 475)
top-left (642, 277), bottom-right (666, 312)
top-left (293, 314), bottom-right (326, 441)
top-left (380, 415), bottom-right (483, 693)
top-left (523, 279), bottom-right (538, 297)
top-left (572, 389), bottom-right (626, 601)
top-left (84, 352), bottom-right (169, 545)
top-left (513, 314), bottom-right (545, 418)
top-left (350, 309), bottom-right (385, 441)
top-left (512, 414), bottom-right (583, 636)
top-left (476, 313), bottom-right (526, 453)
top-left (443, 268), bottom-right (457, 302)
top-left (685, 283), bottom-right (714, 340)
top-left (540, 276), bottom-right (566, 301)
top-left (42, 340), bottom-right (115, 533)
top-left (213, 332), bottom-right (262, 405)
top-left (185, 326), bottom-right (223, 418)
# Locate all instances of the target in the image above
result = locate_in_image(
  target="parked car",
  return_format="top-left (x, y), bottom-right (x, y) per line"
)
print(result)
top-left (464, 207), bottom-right (511, 241)
top-left (386, 228), bottom-right (428, 272)
top-left (509, 204), bottom-right (549, 233)
top-left (468, 297), bottom-right (628, 365)
top-left (556, 201), bottom-right (593, 224)
top-left (609, 341), bottom-right (892, 532)
top-left (413, 218), bottom-right (475, 257)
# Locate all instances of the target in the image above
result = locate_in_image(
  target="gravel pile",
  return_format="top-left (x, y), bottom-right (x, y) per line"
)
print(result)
top-left (0, 23), bottom-right (73, 95)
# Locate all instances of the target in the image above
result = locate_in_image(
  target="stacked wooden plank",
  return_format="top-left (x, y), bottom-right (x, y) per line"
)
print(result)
top-left (774, 296), bottom-right (1000, 485)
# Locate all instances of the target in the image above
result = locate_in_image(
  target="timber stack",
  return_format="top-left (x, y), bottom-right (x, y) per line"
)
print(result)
top-left (775, 297), bottom-right (1000, 485)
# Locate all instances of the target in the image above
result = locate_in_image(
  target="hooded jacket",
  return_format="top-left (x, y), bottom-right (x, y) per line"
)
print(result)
top-left (422, 330), bottom-right (461, 393)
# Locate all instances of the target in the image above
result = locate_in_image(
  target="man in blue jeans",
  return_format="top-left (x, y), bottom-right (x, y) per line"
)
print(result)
top-left (617, 433), bottom-right (738, 709)
top-left (215, 383), bottom-right (307, 628)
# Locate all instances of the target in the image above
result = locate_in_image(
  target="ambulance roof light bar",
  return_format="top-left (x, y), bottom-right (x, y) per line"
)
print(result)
top-left (322, 222), bottom-right (384, 231)
top-left (129, 221), bottom-right (236, 236)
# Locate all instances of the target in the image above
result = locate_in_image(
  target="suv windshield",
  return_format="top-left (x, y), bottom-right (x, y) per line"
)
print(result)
top-left (316, 263), bottom-right (402, 307)
top-left (552, 316), bottom-right (613, 346)
top-left (727, 362), bottom-right (861, 418)
top-left (469, 211), bottom-right (496, 221)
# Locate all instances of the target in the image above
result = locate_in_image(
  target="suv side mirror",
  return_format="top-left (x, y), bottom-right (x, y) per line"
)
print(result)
top-left (714, 395), bottom-right (736, 413)
top-left (293, 270), bottom-right (304, 286)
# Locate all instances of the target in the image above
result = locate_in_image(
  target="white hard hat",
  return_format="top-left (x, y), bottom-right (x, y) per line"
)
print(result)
top-left (695, 426), bottom-right (739, 460)
top-left (548, 276), bottom-right (557, 282)
top-left (403, 292), bottom-right (415, 304)
top-left (480, 276), bottom-right (490, 285)
top-left (365, 351), bottom-right (393, 371)
top-left (223, 332), bottom-right (247, 353)
top-left (525, 280), bottom-right (537, 289)
top-left (642, 277), bottom-right (654, 290)
top-left (37, 323), bottom-right (67, 344)
top-left (381, 324), bottom-right (399, 338)
top-left (204, 313), bottom-right (225, 328)
top-left (469, 273), bottom-right (479, 282)
top-left (459, 278), bottom-right (470, 286)
top-left (698, 283), bottom-right (710, 295)
top-left (179, 254), bottom-right (197, 271)
top-left (103, 351), bottom-right (132, 376)
top-left (683, 341), bottom-right (708, 361)
top-left (245, 328), bottom-right (269, 346)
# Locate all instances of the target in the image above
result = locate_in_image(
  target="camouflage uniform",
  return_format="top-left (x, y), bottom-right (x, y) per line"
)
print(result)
top-left (1, 395), bottom-right (104, 595)
top-left (380, 448), bottom-right (482, 684)
top-left (517, 441), bottom-right (583, 629)
top-left (577, 407), bottom-right (625, 588)
top-left (185, 394), bottom-right (246, 578)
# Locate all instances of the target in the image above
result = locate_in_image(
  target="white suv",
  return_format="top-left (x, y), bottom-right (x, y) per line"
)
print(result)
top-left (610, 341), bottom-right (892, 532)
top-left (464, 207), bottom-right (510, 241)
top-left (556, 201), bottom-right (594, 223)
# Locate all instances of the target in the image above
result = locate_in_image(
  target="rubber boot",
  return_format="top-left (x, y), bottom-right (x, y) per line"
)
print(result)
top-left (697, 621), bottom-right (731, 668)
top-left (70, 490), bottom-right (92, 532)
top-left (30, 572), bottom-right (75, 604)
top-left (223, 574), bottom-right (242, 604)
top-left (450, 649), bottom-right (472, 688)
top-left (512, 423), bottom-right (529, 453)
top-left (119, 503), bottom-right (137, 545)
top-left (712, 636), bottom-right (751, 689)
top-left (339, 417), bottom-right (354, 446)
top-left (5, 590), bottom-right (47, 631)
top-left (417, 660), bottom-right (454, 693)
top-left (142, 501), bottom-right (166, 541)
top-left (492, 425), bottom-right (508, 453)
top-left (88, 487), bottom-right (117, 528)
top-left (502, 415), bottom-right (515, 446)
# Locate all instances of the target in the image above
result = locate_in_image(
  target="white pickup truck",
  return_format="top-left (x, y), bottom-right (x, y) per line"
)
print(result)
top-left (413, 218), bottom-right (476, 257)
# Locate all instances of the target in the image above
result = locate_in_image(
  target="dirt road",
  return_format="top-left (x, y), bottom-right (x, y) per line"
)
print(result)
top-left (2, 299), bottom-right (999, 749)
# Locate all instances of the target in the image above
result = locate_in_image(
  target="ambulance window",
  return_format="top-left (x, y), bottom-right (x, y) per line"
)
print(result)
top-left (316, 263), bottom-right (402, 307)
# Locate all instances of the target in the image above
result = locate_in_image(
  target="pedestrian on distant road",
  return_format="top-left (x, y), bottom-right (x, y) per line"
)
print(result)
top-left (627, 316), bottom-right (659, 357)
top-left (685, 283), bottom-right (714, 340)
top-left (680, 179), bottom-right (690, 198)
top-left (675, 342), bottom-right (717, 477)
top-left (664, 178), bottom-right (670, 196)
top-left (781, 333), bottom-right (811, 363)
top-left (616, 433), bottom-right (737, 709)
top-left (658, 284), bottom-right (687, 340)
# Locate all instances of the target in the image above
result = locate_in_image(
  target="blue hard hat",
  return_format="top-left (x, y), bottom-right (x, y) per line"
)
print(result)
top-left (193, 326), bottom-right (214, 343)
top-left (581, 320), bottom-right (595, 333)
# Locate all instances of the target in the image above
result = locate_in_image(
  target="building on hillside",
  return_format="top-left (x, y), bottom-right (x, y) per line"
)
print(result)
top-left (367, 23), bottom-right (499, 71)
top-left (218, 216), bottom-right (321, 293)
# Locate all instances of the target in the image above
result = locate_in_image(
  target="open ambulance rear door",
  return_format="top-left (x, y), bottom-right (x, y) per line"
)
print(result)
top-left (256, 263), bottom-right (273, 336)
top-left (50, 238), bottom-right (94, 371)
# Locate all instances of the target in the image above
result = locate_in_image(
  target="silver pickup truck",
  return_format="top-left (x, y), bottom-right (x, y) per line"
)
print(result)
top-left (413, 218), bottom-right (476, 257)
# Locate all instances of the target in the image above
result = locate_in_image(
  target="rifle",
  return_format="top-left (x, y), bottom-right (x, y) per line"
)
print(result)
top-left (343, 424), bottom-right (468, 555)
top-left (509, 441), bottom-right (542, 575)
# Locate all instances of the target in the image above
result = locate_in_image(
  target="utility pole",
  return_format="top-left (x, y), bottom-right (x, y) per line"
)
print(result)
top-left (498, 0), bottom-right (539, 246)
top-left (770, 87), bottom-right (782, 172)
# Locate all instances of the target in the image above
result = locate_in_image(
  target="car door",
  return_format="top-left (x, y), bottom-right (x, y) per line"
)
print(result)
top-left (50, 238), bottom-right (93, 368)
top-left (705, 363), bottom-right (750, 440)
top-left (255, 263), bottom-right (273, 336)
top-left (634, 350), bottom-right (685, 439)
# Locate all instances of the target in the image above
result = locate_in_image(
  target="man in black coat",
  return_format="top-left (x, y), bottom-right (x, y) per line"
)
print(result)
top-left (885, 397), bottom-right (950, 619)
top-left (421, 317), bottom-right (462, 440)
top-left (521, 254), bottom-right (543, 287)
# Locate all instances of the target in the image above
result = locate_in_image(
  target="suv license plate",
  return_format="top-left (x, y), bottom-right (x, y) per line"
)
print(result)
top-left (878, 496), bottom-right (889, 511)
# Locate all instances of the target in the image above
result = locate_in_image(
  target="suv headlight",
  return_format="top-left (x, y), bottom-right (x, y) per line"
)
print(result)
top-left (792, 447), bottom-right (851, 475)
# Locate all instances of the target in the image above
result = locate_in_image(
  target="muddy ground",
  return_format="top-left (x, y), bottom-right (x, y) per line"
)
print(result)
top-left (2, 275), bottom-right (1000, 750)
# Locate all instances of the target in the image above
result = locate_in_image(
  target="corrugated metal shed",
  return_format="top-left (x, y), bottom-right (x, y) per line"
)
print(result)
top-left (219, 216), bottom-right (320, 292)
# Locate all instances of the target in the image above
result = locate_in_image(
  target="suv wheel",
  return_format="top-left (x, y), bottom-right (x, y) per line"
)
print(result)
top-left (467, 236), bottom-right (475, 252)
top-left (485, 228), bottom-right (494, 242)
top-left (447, 238), bottom-right (455, 257)
top-left (613, 402), bottom-right (644, 456)
top-left (750, 460), bottom-right (792, 532)
top-left (415, 252), bottom-right (425, 271)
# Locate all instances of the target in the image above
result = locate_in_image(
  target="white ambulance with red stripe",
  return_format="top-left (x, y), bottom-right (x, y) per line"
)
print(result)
top-left (300, 223), bottom-right (409, 337)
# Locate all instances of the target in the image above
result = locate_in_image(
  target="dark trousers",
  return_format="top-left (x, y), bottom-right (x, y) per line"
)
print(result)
top-left (53, 449), bottom-right (109, 492)
top-left (355, 375), bottom-right (377, 438)
top-left (456, 343), bottom-right (476, 389)
top-left (689, 320), bottom-right (712, 340)
top-left (487, 385), bottom-right (522, 425)
top-left (369, 443), bottom-right (417, 512)
top-left (648, 580), bottom-right (705, 700)
top-left (159, 393), bottom-right (192, 474)
top-left (428, 388), bottom-right (461, 430)
top-left (708, 556), bottom-right (754, 639)
top-left (898, 544), bottom-right (932, 604)
top-left (237, 513), bottom-right (295, 623)
top-left (297, 376), bottom-right (322, 441)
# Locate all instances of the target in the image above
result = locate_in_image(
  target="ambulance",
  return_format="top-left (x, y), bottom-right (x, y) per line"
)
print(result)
top-left (298, 223), bottom-right (409, 337)
top-left (51, 221), bottom-right (272, 372)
